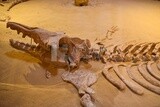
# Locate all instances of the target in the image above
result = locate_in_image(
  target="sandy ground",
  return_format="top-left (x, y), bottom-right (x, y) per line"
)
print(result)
top-left (0, 0), bottom-right (160, 107)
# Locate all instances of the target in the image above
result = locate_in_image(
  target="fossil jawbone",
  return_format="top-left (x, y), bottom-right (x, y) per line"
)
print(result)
top-left (7, 22), bottom-right (91, 69)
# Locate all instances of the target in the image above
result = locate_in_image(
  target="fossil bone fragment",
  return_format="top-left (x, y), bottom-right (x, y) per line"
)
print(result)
top-left (156, 61), bottom-right (160, 70)
top-left (127, 64), bottom-right (160, 95)
top-left (113, 64), bottom-right (143, 95)
top-left (102, 63), bottom-right (125, 90)
top-left (61, 69), bottom-right (97, 94)
top-left (80, 94), bottom-right (96, 107)
top-left (61, 69), bottom-right (97, 107)
top-left (138, 62), bottom-right (160, 87)
top-left (146, 61), bottom-right (160, 81)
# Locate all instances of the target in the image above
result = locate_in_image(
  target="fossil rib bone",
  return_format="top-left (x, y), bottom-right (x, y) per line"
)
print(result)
top-left (146, 61), bottom-right (160, 81)
top-left (127, 64), bottom-right (160, 95)
top-left (138, 62), bottom-right (160, 87)
top-left (102, 63), bottom-right (125, 90)
top-left (113, 64), bottom-right (143, 95)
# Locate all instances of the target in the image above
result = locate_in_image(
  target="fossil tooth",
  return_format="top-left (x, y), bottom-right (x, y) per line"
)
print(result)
top-left (22, 45), bottom-right (26, 49)
top-left (9, 39), bottom-right (14, 44)
top-left (17, 42), bottom-right (20, 46)
top-left (17, 30), bottom-right (20, 34)
top-left (22, 34), bottom-right (26, 38)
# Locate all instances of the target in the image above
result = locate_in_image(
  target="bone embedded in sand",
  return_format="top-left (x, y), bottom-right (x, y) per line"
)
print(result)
top-left (156, 61), bottom-right (160, 71)
top-left (61, 69), bottom-right (97, 107)
top-left (138, 62), bottom-right (160, 87)
top-left (113, 64), bottom-right (143, 95)
top-left (80, 94), bottom-right (96, 107)
top-left (146, 61), bottom-right (160, 81)
top-left (61, 69), bottom-right (98, 95)
top-left (127, 64), bottom-right (160, 95)
top-left (102, 64), bottom-right (125, 90)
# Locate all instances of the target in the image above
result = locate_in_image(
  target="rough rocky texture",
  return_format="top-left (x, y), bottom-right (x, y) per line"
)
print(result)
top-left (61, 69), bottom-right (97, 95)
top-left (61, 69), bottom-right (97, 107)
top-left (80, 94), bottom-right (96, 107)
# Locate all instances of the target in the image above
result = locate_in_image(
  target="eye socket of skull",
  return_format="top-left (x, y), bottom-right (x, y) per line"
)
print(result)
top-left (81, 48), bottom-right (86, 52)
top-left (59, 44), bottom-right (69, 52)
top-left (59, 37), bottom-right (74, 54)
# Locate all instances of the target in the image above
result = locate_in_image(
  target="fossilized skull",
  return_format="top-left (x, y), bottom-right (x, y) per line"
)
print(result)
top-left (7, 22), bottom-right (91, 69)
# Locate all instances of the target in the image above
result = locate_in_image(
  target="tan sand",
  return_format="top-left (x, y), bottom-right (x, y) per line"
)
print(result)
top-left (0, 0), bottom-right (160, 107)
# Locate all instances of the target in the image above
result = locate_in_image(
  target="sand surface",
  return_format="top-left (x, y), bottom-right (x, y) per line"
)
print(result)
top-left (0, 0), bottom-right (160, 107)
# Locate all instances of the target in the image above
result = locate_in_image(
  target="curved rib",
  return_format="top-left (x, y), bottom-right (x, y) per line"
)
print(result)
top-left (113, 64), bottom-right (143, 95)
top-left (156, 61), bottom-right (160, 71)
top-left (127, 64), bottom-right (160, 95)
top-left (146, 61), bottom-right (160, 81)
top-left (138, 62), bottom-right (160, 87)
top-left (102, 65), bottom-right (125, 90)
